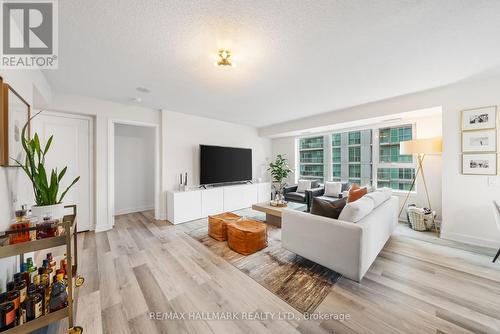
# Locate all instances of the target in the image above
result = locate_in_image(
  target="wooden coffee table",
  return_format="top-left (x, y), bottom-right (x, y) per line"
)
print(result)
top-left (251, 202), bottom-right (307, 227)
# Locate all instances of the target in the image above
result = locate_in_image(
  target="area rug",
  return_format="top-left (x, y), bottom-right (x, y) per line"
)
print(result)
top-left (186, 214), bottom-right (342, 313)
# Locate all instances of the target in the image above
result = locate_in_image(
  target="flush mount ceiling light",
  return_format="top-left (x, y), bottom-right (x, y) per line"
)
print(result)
top-left (214, 49), bottom-right (235, 67)
top-left (136, 87), bottom-right (150, 93)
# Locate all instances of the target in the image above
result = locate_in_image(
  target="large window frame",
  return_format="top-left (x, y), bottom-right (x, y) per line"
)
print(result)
top-left (296, 123), bottom-right (417, 194)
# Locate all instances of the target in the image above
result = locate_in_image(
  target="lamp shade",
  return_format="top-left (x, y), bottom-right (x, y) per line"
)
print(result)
top-left (399, 137), bottom-right (442, 155)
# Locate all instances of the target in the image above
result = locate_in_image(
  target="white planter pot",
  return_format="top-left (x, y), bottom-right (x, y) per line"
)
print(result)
top-left (31, 203), bottom-right (65, 220)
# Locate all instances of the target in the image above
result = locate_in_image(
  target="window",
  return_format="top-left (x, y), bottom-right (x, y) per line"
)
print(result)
top-left (377, 168), bottom-right (415, 190)
top-left (377, 125), bottom-right (415, 191)
top-left (332, 164), bottom-right (341, 181)
top-left (348, 131), bottom-right (361, 145)
top-left (299, 136), bottom-right (324, 182)
top-left (348, 147), bottom-right (361, 162)
top-left (379, 126), bottom-right (413, 163)
top-left (330, 130), bottom-right (372, 186)
top-left (332, 133), bottom-right (341, 146)
top-left (349, 165), bottom-right (361, 178)
top-left (297, 125), bottom-right (414, 192)
top-left (332, 147), bottom-right (341, 162)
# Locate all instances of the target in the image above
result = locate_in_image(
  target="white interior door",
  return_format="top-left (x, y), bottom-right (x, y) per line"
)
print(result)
top-left (32, 112), bottom-right (93, 232)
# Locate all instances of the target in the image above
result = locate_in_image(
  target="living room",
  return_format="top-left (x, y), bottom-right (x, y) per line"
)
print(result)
top-left (0, 1), bottom-right (499, 334)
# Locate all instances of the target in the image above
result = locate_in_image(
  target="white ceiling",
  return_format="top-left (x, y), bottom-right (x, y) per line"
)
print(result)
top-left (45, 0), bottom-right (500, 128)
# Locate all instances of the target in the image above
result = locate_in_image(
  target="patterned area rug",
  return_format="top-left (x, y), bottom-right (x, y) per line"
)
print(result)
top-left (187, 212), bottom-right (342, 313)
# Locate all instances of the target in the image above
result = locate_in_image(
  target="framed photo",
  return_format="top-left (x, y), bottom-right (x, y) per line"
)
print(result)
top-left (461, 106), bottom-right (497, 131)
top-left (462, 153), bottom-right (497, 175)
top-left (0, 83), bottom-right (31, 167)
top-left (462, 129), bottom-right (496, 153)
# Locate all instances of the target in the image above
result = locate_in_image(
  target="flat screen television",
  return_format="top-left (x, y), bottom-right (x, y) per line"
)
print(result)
top-left (200, 145), bottom-right (252, 185)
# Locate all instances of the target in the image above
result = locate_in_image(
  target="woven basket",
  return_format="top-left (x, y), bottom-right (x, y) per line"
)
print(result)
top-left (408, 207), bottom-right (434, 231)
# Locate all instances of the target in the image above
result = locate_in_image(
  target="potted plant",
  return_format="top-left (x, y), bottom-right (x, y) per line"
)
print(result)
top-left (14, 112), bottom-right (80, 220)
top-left (268, 154), bottom-right (293, 206)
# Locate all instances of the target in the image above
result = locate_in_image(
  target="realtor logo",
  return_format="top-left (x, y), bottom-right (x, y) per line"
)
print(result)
top-left (1, 0), bottom-right (58, 69)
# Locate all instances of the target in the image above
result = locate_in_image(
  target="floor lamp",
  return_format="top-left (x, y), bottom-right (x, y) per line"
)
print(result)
top-left (399, 137), bottom-right (442, 234)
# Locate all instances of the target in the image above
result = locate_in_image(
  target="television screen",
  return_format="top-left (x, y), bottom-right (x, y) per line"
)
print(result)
top-left (200, 145), bottom-right (252, 185)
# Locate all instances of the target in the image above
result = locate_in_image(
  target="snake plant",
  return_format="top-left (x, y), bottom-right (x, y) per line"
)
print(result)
top-left (14, 111), bottom-right (80, 206)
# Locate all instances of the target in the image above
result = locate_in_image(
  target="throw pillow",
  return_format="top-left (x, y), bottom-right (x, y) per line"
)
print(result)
top-left (338, 197), bottom-right (375, 222)
top-left (347, 184), bottom-right (367, 203)
top-left (296, 180), bottom-right (312, 193)
top-left (324, 181), bottom-right (342, 197)
top-left (364, 191), bottom-right (388, 208)
top-left (310, 197), bottom-right (347, 219)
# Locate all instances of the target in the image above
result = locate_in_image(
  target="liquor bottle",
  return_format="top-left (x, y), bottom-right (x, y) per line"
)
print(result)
top-left (42, 259), bottom-right (53, 285)
top-left (36, 284), bottom-right (47, 315)
top-left (26, 284), bottom-right (43, 321)
top-left (39, 266), bottom-right (50, 315)
top-left (26, 257), bottom-right (38, 283)
top-left (60, 254), bottom-right (68, 278)
top-left (15, 274), bottom-right (27, 324)
top-left (0, 293), bottom-right (15, 331)
top-left (19, 263), bottom-right (30, 285)
top-left (6, 289), bottom-right (20, 326)
top-left (47, 253), bottom-right (57, 276)
top-left (49, 274), bottom-right (68, 312)
top-left (14, 275), bottom-right (27, 304)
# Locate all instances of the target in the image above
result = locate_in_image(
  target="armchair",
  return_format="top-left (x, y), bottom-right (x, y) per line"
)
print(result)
top-left (284, 181), bottom-right (321, 211)
top-left (305, 182), bottom-right (350, 210)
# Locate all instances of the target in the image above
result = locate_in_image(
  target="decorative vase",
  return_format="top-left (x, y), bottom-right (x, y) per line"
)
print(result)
top-left (272, 182), bottom-right (287, 205)
top-left (31, 203), bottom-right (65, 220)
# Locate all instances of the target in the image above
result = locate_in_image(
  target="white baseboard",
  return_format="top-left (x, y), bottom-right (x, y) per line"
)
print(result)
top-left (115, 205), bottom-right (154, 216)
top-left (95, 224), bottom-right (113, 233)
top-left (440, 231), bottom-right (499, 249)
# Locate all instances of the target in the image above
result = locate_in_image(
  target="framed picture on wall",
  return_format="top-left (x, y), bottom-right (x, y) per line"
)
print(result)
top-left (462, 129), bottom-right (496, 153)
top-left (462, 153), bottom-right (497, 175)
top-left (0, 83), bottom-right (31, 167)
top-left (461, 106), bottom-right (497, 131)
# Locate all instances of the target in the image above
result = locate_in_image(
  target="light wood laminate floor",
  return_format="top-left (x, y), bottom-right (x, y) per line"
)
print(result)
top-left (56, 210), bottom-right (500, 334)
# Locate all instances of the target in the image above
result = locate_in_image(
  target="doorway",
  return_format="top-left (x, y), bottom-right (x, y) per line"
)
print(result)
top-left (108, 120), bottom-right (160, 228)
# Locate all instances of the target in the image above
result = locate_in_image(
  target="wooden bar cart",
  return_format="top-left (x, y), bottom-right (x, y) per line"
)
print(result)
top-left (0, 205), bottom-right (84, 333)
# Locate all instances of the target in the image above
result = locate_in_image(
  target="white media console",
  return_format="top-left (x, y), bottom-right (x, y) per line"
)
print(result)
top-left (166, 182), bottom-right (272, 224)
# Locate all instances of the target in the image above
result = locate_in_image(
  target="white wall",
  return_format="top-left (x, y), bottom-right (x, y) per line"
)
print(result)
top-left (114, 124), bottom-right (155, 215)
top-left (161, 110), bottom-right (272, 219)
top-left (271, 137), bottom-right (297, 185)
top-left (48, 93), bottom-right (161, 231)
top-left (0, 69), bottom-right (52, 290)
top-left (264, 74), bottom-right (500, 248)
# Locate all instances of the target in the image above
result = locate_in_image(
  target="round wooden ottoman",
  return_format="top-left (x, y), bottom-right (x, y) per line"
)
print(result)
top-left (208, 212), bottom-right (242, 241)
top-left (227, 219), bottom-right (268, 255)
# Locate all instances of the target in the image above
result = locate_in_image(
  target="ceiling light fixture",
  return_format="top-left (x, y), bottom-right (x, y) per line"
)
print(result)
top-left (136, 87), bottom-right (150, 93)
top-left (215, 49), bottom-right (235, 67)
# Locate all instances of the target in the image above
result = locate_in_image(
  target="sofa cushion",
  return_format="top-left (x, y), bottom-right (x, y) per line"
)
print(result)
top-left (378, 187), bottom-right (393, 197)
top-left (364, 191), bottom-right (388, 208)
top-left (285, 192), bottom-right (306, 202)
top-left (297, 180), bottom-right (312, 193)
top-left (324, 181), bottom-right (342, 197)
top-left (347, 184), bottom-right (367, 203)
top-left (338, 197), bottom-right (375, 222)
top-left (316, 195), bottom-right (342, 202)
top-left (310, 197), bottom-right (347, 219)
top-left (311, 180), bottom-right (320, 189)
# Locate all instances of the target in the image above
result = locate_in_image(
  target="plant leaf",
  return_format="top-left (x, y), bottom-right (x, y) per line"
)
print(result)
top-left (58, 166), bottom-right (67, 182)
top-left (58, 176), bottom-right (80, 203)
top-left (34, 133), bottom-right (41, 160)
top-left (43, 135), bottom-right (53, 155)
